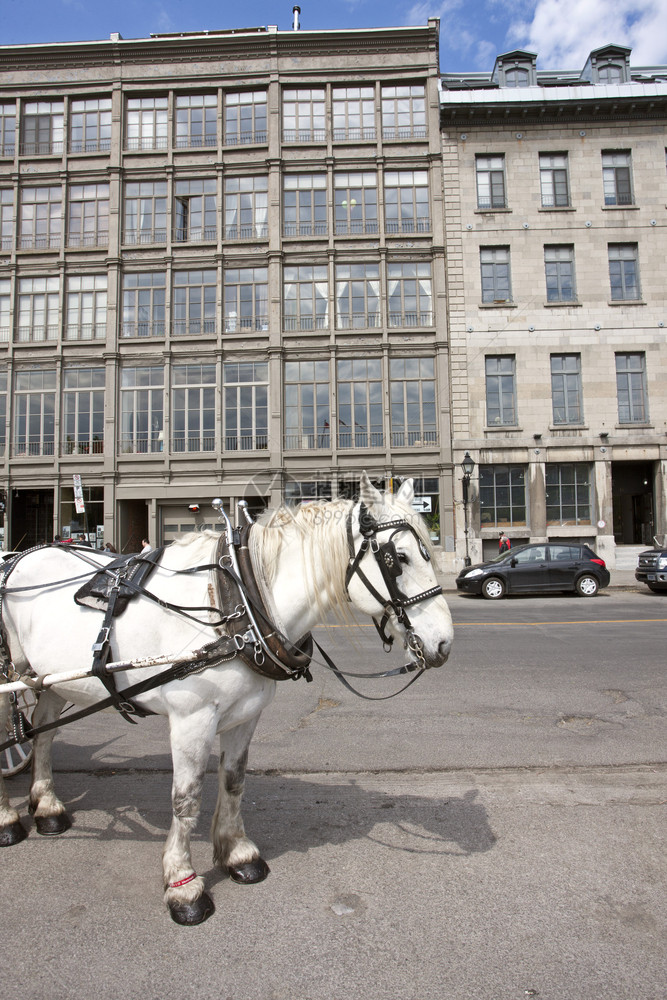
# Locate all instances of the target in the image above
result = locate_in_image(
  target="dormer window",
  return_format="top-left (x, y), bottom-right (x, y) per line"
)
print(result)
top-left (505, 67), bottom-right (530, 88)
top-left (598, 63), bottom-right (624, 84)
top-left (492, 51), bottom-right (537, 89)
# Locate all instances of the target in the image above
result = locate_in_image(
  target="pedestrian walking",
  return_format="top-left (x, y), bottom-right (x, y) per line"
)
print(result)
top-left (499, 531), bottom-right (511, 553)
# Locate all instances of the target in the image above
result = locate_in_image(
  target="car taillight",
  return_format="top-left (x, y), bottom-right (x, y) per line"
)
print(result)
top-left (590, 557), bottom-right (606, 568)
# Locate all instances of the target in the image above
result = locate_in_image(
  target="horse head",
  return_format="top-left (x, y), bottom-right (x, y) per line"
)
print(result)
top-left (345, 472), bottom-right (453, 669)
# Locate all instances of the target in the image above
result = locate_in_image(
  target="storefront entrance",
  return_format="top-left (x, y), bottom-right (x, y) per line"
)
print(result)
top-left (612, 461), bottom-right (654, 545)
top-left (11, 489), bottom-right (54, 550)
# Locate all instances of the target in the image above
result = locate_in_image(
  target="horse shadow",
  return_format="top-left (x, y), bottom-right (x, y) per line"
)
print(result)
top-left (8, 742), bottom-right (497, 878)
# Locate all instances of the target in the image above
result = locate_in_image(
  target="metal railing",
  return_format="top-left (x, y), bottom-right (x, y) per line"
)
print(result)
top-left (16, 325), bottom-right (59, 342)
top-left (335, 313), bottom-right (381, 330)
top-left (123, 137), bottom-right (168, 151)
top-left (224, 434), bottom-right (268, 451)
top-left (381, 127), bottom-right (427, 141)
top-left (388, 311), bottom-right (433, 328)
top-left (282, 222), bottom-right (327, 237)
top-left (17, 234), bottom-right (62, 250)
top-left (171, 320), bottom-right (217, 337)
top-left (332, 127), bottom-right (376, 142)
top-left (19, 141), bottom-right (64, 156)
top-left (120, 322), bottom-right (166, 339)
top-left (173, 226), bottom-right (217, 243)
top-left (122, 228), bottom-right (167, 246)
top-left (62, 439), bottom-right (104, 455)
top-left (224, 224), bottom-right (268, 240)
top-left (68, 139), bottom-right (111, 154)
top-left (224, 131), bottom-right (267, 146)
top-left (118, 437), bottom-right (164, 455)
top-left (171, 436), bottom-right (216, 453)
top-left (390, 430), bottom-right (437, 447)
top-left (334, 220), bottom-right (379, 235)
top-left (224, 316), bottom-right (268, 332)
top-left (67, 231), bottom-right (109, 248)
top-left (283, 432), bottom-right (331, 450)
top-left (385, 217), bottom-right (431, 233)
top-left (337, 431), bottom-right (384, 449)
top-left (282, 129), bottom-right (326, 143)
top-left (283, 315), bottom-right (328, 332)
top-left (64, 324), bottom-right (106, 341)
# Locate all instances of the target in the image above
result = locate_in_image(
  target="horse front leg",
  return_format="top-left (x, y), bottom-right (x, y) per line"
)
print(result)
top-left (29, 689), bottom-right (71, 836)
top-left (0, 693), bottom-right (28, 846)
top-left (163, 708), bottom-right (218, 925)
top-left (212, 716), bottom-right (270, 885)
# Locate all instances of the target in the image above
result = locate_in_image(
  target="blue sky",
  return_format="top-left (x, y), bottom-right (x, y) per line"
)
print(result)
top-left (2, 1), bottom-right (667, 70)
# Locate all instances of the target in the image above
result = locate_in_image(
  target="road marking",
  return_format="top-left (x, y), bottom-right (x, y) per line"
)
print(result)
top-left (320, 617), bottom-right (667, 628)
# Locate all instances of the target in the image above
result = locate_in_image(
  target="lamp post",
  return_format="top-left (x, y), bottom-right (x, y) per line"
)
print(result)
top-left (461, 451), bottom-right (475, 566)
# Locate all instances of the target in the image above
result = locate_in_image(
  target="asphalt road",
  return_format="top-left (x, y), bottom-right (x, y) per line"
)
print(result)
top-left (1, 590), bottom-right (665, 1000)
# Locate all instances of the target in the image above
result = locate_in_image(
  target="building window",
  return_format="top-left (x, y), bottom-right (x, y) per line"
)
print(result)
top-left (121, 272), bottom-right (166, 338)
top-left (224, 91), bottom-right (267, 145)
top-left (285, 480), bottom-right (332, 503)
top-left (224, 176), bottom-right (268, 239)
top-left (602, 151), bottom-right (633, 205)
top-left (480, 247), bottom-right (512, 304)
top-left (539, 153), bottom-right (570, 207)
top-left (223, 362), bottom-right (268, 451)
top-left (224, 267), bottom-right (268, 332)
top-left (66, 276), bottom-right (107, 341)
top-left (479, 465), bottom-right (526, 526)
top-left (68, 183), bottom-right (109, 247)
top-left (282, 89), bottom-right (325, 143)
top-left (283, 265), bottom-right (328, 331)
top-left (0, 189), bottom-right (13, 250)
top-left (0, 279), bottom-right (10, 342)
top-left (616, 352), bottom-right (648, 423)
top-left (172, 270), bottom-right (217, 336)
top-left (384, 170), bottom-right (430, 233)
top-left (551, 354), bottom-right (582, 424)
top-left (63, 368), bottom-right (105, 455)
top-left (125, 97), bottom-right (168, 151)
top-left (476, 155), bottom-right (506, 209)
top-left (0, 370), bottom-right (6, 454)
top-left (120, 367), bottom-right (164, 454)
top-left (545, 245), bottom-right (576, 302)
top-left (337, 358), bottom-right (383, 449)
top-left (123, 181), bottom-right (167, 245)
top-left (387, 262), bottom-right (432, 327)
top-left (390, 357), bottom-right (436, 447)
top-left (335, 264), bottom-right (380, 329)
top-left (17, 277), bottom-right (59, 342)
top-left (21, 101), bottom-right (64, 155)
top-left (283, 175), bottom-right (327, 237)
top-left (172, 364), bottom-right (216, 453)
top-left (332, 86), bottom-right (375, 141)
top-left (19, 186), bottom-right (62, 249)
top-left (546, 464), bottom-right (591, 525)
top-left (598, 63), bottom-right (624, 83)
top-left (608, 243), bottom-right (640, 301)
top-left (0, 105), bottom-right (16, 157)
top-left (14, 368), bottom-right (56, 456)
top-left (175, 95), bottom-right (217, 148)
top-left (69, 98), bottom-right (112, 153)
top-left (174, 179), bottom-right (216, 242)
top-left (334, 172), bottom-right (377, 235)
top-left (505, 67), bottom-right (530, 88)
top-left (381, 84), bottom-right (426, 140)
top-left (485, 356), bottom-right (516, 426)
top-left (284, 360), bottom-right (330, 450)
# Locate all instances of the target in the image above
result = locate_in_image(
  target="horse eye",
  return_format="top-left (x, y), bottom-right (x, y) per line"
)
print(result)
top-left (397, 551), bottom-right (409, 564)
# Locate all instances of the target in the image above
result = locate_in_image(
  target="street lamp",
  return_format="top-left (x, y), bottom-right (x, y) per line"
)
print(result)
top-left (461, 451), bottom-right (475, 566)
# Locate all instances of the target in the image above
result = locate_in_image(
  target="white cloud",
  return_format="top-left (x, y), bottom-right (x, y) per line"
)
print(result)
top-left (509, 0), bottom-right (667, 68)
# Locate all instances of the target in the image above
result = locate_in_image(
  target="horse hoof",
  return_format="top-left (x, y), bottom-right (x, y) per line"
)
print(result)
top-left (34, 813), bottom-right (71, 836)
top-left (0, 819), bottom-right (28, 847)
top-left (228, 858), bottom-right (270, 884)
top-left (169, 892), bottom-right (215, 926)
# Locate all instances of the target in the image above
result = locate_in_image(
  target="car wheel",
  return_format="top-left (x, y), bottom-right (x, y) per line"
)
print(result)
top-left (647, 584), bottom-right (667, 593)
top-left (576, 574), bottom-right (599, 597)
top-left (481, 576), bottom-right (505, 600)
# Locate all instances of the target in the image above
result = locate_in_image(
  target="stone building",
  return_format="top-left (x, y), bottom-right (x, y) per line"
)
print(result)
top-left (441, 45), bottom-right (667, 568)
top-left (0, 16), bottom-right (451, 554)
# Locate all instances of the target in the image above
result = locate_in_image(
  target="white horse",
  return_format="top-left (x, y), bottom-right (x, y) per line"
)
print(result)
top-left (0, 474), bottom-right (453, 924)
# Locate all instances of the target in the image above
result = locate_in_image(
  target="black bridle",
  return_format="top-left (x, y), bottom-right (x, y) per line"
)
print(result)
top-left (345, 502), bottom-right (443, 668)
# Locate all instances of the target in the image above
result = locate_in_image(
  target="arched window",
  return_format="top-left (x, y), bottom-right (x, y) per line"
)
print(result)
top-left (505, 67), bottom-right (530, 88)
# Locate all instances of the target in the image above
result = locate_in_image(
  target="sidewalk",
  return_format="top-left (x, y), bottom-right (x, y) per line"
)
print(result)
top-left (437, 566), bottom-right (642, 593)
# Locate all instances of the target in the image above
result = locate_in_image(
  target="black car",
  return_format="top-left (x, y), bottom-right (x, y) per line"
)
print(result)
top-left (635, 547), bottom-right (667, 592)
top-left (456, 542), bottom-right (610, 599)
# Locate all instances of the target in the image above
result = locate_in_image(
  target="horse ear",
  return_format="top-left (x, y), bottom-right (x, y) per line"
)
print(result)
top-left (359, 471), bottom-right (383, 507)
top-left (396, 478), bottom-right (415, 504)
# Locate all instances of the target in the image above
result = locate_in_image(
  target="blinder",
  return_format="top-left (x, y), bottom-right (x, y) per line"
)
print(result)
top-left (345, 501), bottom-right (443, 668)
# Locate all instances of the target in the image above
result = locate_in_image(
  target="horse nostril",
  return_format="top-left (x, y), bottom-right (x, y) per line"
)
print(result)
top-left (438, 640), bottom-right (451, 661)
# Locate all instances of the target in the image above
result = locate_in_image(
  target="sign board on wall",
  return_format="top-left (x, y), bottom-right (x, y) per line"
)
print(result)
top-left (72, 474), bottom-right (86, 515)
top-left (411, 496), bottom-right (432, 514)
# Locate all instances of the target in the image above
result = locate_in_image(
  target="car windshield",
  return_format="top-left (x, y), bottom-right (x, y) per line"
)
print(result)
top-left (486, 543), bottom-right (532, 564)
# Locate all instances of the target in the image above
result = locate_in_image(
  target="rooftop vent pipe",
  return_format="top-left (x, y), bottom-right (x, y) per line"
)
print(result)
top-left (293, 6), bottom-right (301, 30)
